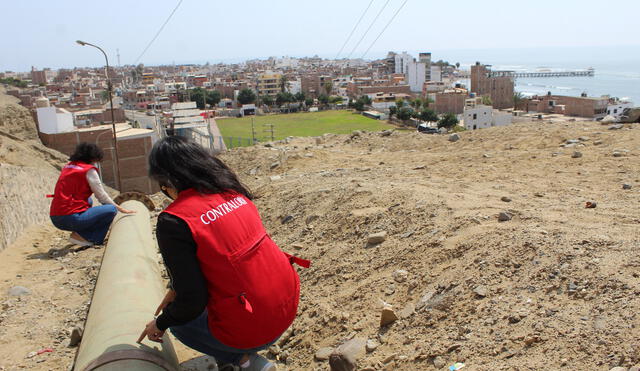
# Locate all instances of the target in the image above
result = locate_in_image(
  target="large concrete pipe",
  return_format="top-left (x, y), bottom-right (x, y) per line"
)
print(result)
top-left (73, 200), bottom-right (180, 371)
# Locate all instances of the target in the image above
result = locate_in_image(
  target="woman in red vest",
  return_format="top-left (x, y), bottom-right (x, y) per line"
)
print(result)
top-left (137, 136), bottom-right (307, 371)
top-left (49, 143), bottom-right (134, 246)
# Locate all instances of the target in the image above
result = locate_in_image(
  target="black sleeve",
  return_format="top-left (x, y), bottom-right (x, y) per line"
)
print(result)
top-left (155, 213), bottom-right (209, 331)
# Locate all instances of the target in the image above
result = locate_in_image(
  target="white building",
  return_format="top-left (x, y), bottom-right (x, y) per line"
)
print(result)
top-left (607, 100), bottom-right (634, 121)
top-left (394, 52), bottom-right (413, 74)
top-left (36, 106), bottom-right (74, 134)
top-left (463, 103), bottom-right (512, 130)
top-left (286, 79), bottom-right (301, 95)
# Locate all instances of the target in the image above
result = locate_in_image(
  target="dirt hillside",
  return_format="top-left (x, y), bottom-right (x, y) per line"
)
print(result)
top-left (0, 116), bottom-right (638, 370)
top-left (221, 121), bottom-right (639, 370)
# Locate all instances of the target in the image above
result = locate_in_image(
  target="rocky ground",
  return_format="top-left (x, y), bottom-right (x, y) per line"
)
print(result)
top-left (0, 117), bottom-right (639, 370)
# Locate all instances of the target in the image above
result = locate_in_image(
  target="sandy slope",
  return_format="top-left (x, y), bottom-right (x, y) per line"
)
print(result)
top-left (0, 120), bottom-right (638, 370)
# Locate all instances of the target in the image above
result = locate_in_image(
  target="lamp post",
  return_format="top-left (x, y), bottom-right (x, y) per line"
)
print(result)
top-left (76, 40), bottom-right (122, 191)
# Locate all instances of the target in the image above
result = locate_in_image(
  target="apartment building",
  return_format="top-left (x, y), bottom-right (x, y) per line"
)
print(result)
top-left (257, 72), bottom-right (282, 96)
top-left (470, 62), bottom-right (514, 109)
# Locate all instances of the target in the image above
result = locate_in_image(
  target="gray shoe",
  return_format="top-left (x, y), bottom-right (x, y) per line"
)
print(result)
top-left (241, 354), bottom-right (276, 371)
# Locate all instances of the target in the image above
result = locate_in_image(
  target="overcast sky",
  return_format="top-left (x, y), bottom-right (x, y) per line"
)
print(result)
top-left (2, 0), bottom-right (638, 71)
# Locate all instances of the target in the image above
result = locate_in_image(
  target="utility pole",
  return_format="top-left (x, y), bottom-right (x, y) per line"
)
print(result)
top-left (251, 117), bottom-right (257, 144)
top-left (76, 40), bottom-right (122, 191)
top-left (263, 123), bottom-right (275, 142)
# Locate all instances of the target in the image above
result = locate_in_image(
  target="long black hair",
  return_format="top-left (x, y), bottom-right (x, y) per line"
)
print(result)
top-left (69, 142), bottom-right (104, 163)
top-left (149, 136), bottom-right (253, 199)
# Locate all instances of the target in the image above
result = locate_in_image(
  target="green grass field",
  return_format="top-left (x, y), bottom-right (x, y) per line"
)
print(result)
top-left (216, 110), bottom-right (393, 147)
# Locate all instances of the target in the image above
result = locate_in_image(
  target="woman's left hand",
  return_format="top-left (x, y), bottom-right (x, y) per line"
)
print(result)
top-left (116, 205), bottom-right (136, 214)
top-left (137, 319), bottom-right (164, 343)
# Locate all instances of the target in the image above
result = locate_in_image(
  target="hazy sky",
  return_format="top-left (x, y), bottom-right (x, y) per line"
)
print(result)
top-left (2, 0), bottom-right (638, 72)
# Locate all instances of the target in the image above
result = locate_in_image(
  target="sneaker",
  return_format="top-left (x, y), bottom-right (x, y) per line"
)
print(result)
top-left (69, 237), bottom-right (94, 247)
top-left (241, 354), bottom-right (276, 371)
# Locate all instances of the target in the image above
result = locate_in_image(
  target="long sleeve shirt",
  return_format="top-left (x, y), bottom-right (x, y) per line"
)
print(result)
top-left (155, 212), bottom-right (209, 331)
top-left (86, 169), bottom-right (115, 205)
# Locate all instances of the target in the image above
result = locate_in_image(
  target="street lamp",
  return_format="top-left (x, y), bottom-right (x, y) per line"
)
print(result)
top-left (76, 40), bottom-right (122, 191)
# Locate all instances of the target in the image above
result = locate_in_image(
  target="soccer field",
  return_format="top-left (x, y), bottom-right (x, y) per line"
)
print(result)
top-left (216, 110), bottom-right (393, 147)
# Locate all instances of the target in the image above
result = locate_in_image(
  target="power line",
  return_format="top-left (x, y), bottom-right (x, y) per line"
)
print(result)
top-left (335, 0), bottom-right (376, 60)
top-left (345, 0), bottom-right (391, 59)
top-left (134, 0), bottom-right (184, 64)
top-left (361, 0), bottom-right (409, 59)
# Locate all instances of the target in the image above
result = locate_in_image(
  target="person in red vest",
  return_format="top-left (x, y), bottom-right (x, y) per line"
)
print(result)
top-left (49, 143), bottom-right (134, 246)
top-left (137, 136), bottom-right (308, 371)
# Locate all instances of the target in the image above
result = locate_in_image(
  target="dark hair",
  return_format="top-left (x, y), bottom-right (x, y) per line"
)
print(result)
top-left (149, 136), bottom-right (253, 199)
top-left (69, 142), bottom-right (104, 163)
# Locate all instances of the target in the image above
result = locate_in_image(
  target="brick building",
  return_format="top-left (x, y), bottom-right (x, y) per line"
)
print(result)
top-left (522, 94), bottom-right (608, 118)
top-left (31, 68), bottom-right (47, 85)
top-left (470, 63), bottom-right (514, 109)
top-left (434, 90), bottom-right (468, 114)
top-left (38, 124), bottom-right (159, 194)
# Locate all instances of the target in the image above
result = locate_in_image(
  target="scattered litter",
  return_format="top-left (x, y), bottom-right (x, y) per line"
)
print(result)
top-left (585, 201), bottom-right (597, 209)
top-left (27, 348), bottom-right (53, 358)
top-left (449, 362), bottom-right (465, 370)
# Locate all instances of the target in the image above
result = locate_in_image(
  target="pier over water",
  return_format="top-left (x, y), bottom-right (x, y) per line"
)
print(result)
top-left (488, 68), bottom-right (595, 78)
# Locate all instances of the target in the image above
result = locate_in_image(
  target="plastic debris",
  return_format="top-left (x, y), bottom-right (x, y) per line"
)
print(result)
top-left (449, 363), bottom-right (465, 371)
top-left (37, 348), bottom-right (54, 355)
top-left (585, 201), bottom-right (597, 209)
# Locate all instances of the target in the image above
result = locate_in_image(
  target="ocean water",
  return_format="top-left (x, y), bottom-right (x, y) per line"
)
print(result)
top-left (421, 46), bottom-right (640, 105)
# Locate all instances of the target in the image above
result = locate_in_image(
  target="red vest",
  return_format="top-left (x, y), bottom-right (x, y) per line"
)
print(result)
top-left (163, 189), bottom-right (305, 349)
top-left (49, 162), bottom-right (97, 216)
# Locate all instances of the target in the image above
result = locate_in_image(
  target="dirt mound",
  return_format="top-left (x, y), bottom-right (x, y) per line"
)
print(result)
top-left (0, 87), bottom-right (38, 141)
top-left (0, 88), bottom-right (67, 251)
top-left (219, 122), bottom-right (639, 370)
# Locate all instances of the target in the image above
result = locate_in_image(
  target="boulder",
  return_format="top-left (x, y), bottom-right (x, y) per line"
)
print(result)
top-left (329, 338), bottom-right (366, 371)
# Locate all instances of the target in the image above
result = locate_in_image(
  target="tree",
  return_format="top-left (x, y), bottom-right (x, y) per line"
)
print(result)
top-left (330, 96), bottom-right (343, 104)
top-left (294, 92), bottom-right (306, 102)
top-left (279, 75), bottom-right (289, 93)
top-left (419, 108), bottom-right (439, 122)
top-left (396, 107), bottom-right (413, 121)
top-left (261, 95), bottom-right (274, 106)
top-left (323, 80), bottom-right (333, 96)
top-left (438, 113), bottom-right (459, 129)
top-left (360, 95), bottom-right (372, 105)
top-left (395, 98), bottom-right (405, 108)
top-left (513, 92), bottom-right (525, 109)
top-left (206, 90), bottom-right (222, 106)
top-left (189, 87), bottom-right (207, 109)
top-left (411, 98), bottom-right (423, 110)
top-left (389, 105), bottom-right (397, 117)
top-left (304, 98), bottom-right (314, 107)
top-left (237, 88), bottom-right (257, 104)
top-left (318, 94), bottom-right (329, 106)
top-left (481, 95), bottom-right (493, 106)
top-left (101, 90), bottom-right (111, 103)
top-left (353, 99), bottom-right (365, 112)
top-left (276, 91), bottom-right (295, 106)
top-left (455, 62), bottom-right (461, 69)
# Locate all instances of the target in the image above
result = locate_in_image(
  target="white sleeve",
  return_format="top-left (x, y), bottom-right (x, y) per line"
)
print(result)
top-left (86, 169), bottom-right (115, 206)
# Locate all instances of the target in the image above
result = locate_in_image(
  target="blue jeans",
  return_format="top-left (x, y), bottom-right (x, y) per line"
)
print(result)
top-left (50, 200), bottom-right (117, 244)
top-left (170, 311), bottom-right (277, 365)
